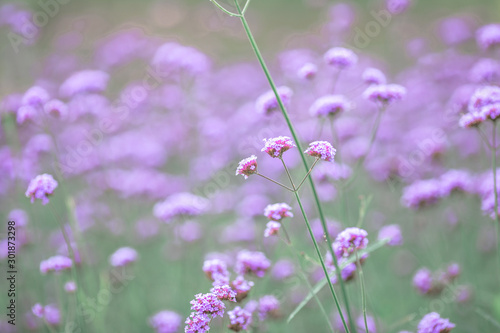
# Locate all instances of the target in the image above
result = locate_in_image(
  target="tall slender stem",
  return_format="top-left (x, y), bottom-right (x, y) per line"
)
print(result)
top-left (356, 250), bottom-right (369, 333)
top-left (233, 2), bottom-right (354, 330)
top-left (256, 173), bottom-right (294, 192)
top-left (280, 224), bottom-right (335, 332)
top-left (294, 190), bottom-right (350, 333)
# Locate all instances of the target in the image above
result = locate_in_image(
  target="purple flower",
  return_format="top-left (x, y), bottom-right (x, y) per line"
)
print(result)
top-left (43, 304), bottom-right (60, 326)
top-left (255, 86), bottom-right (293, 115)
top-left (476, 24), bottom-right (500, 51)
top-left (264, 221), bottom-right (281, 237)
top-left (8, 209), bottom-right (28, 227)
top-left (210, 285), bottom-right (237, 302)
top-left (468, 85), bottom-right (500, 120)
top-left (439, 17), bottom-right (471, 45)
top-left (309, 95), bottom-right (351, 117)
top-left (261, 136), bottom-right (296, 158)
top-left (109, 247), bottom-right (138, 267)
top-left (32, 303), bottom-right (44, 318)
top-left (439, 169), bottom-right (473, 196)
top-left (362, 67), bottom-right (387, 85)
top-left (469, 58), bottom-right (500, 84)
top-left (25, 174), bottom-right (58, 205)
top-left (190, 293), bottom-right (225, 318)
top-left (235, 250), bottom-right (271, 278)
top-left (203, 259), bottom-right (230, 286)
top-left (413, 268), bottom-right (433, 294)
top-left (446, 263), bottom-right (460, 280)
top-left (334, 227), bottom-right (369, 258)
top-left (386, 0), bottom-right (411, 14)
top-left (185, 312), bottom-right (211, 333)
top-left (297, 62), bottom-right (317, 80)
top-left (236, 155), bottom-right (258, 179)
top-left (417, 312), bottom-right (455, 333)
top-left (230, 276), bottom-right (254, 302)
top-left (22, 86), bottom-right (50, 107)
top-left (152, 42), bottom-right (211, 77)
top-left (43, 99), bottom-right (68, 118)
top-left (153, 193), bottom-right (209, 223)
top-left (59, 70), bottom-right (110, 98)
top-left (258, 295), bottom-right (280, 321)
top-left (304, 141), bottom-right (336, 162)
top-left (264, 203), bottom-right (293, 221)
top-left (64, 281), bottom-right (77, 293)
top-left (228, 306), bottom-right (253, 332)
top-left (271, 259), bottom-right (295, 280)
top-left (149, 310), bottom-right (182, 333)
top-left (377, 224), bottom-right (403, 246)
top-left (458, 111), bottom-right (486, 128)
top-left (16, 105), bottom-right (37, 124)
top-left (40, 255), bottom-right (72, 274)
top-left (324, 47), bottom-right (358, 69)
top-left (363, 84), bottom-right (407, 106)
top-left (401, 179), bottom-right (442, 209)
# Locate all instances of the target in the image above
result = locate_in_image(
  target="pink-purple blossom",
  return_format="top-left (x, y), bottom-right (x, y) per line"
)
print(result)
top-left (25, 174), bottom-right (58, 205)
top-left (261, 136), bottom-right (296, 158)
top-left (236, 155), bottom-right (258, 179)
top-left (304, 141), bottom-right (336, 162)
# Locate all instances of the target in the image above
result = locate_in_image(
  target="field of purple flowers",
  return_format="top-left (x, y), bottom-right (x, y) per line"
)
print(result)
top-left (1, 0), bottom-right (500, 332)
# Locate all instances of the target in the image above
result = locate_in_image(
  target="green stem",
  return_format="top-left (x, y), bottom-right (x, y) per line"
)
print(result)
top-left (356, 250), bottom-right (369, 333)
top-left (257, 173), bottom-right (294, 192)
top-left (296, 158), bottom-right (319, 191)
top-left (280, 224), bottom-right (335, 332)
top-left (209, 0), bottom-right (241, 17)
top-left (233, 2), bottom-right (353, 330)
top-left (294, 190), bottom-right (350, 333)
top-left (280, 157), bottom-right (296, 189)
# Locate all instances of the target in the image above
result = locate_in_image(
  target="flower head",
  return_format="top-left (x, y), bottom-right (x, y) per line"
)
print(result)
top-left (324, 47), bottom-right (358, 69)
top-left (264, 221), bottom-right (281, 237)
top-left (377, 224), bottom-right (403, 246)
top-left (210, 285), bottom-right (237, 302)
top-left (258, 295), bottom-right (280, 321)
top-left (149, 310), bottom-right (182, 333)
top-left (40, 255), bottom-right (72, 274)
top-left (59, 70), bottom-right (110, 98)
top-left (264, 203), bottom-right (293, 221)
top-left (476, 23), bottom-right (500, 51)
top-left (44, 99), bottom-right (68, 118)
top-left (153, 192), bottom-right (209, 223)
top-left (363, 84), bottom-right (406, 106)
top-left (468, 85), bottom-right (500, 120)
top-left (334, 227), bottom-right (369, 257)
top-left (184, 312), bottom-right (211, 333)
top-left (417, 312), bottom-right (455, 333)
top-left (109, 247), bottom-right (138, 267)
top-left (413, 268), bottom-right (433, 294)
top-left (261, 136), bottom-right (296, 158)
top-left (64, 281), bottom-right (77, 293)
top-left (228, 306), bottom-right (253, 332)
top-left (402, 179), bottom-right (443, 209)
top-left (362, 67), bottom-right (387, 85)
top-left (255, 86), bottom-right (293, 115)
top-left (235, 250), bottom-right (271, 278)
top-left (230, 276), bottom-right (254, 302)
top-left (203, 259), bottom-right (230, 286)
top-left (190, 293), bottom-right (225, 318)
top-left (25, 174), bottom-right (58, 205)
top-left (304, 141), bottom-right (336, 162)
top-left (236, 155), bottom-right (258, 179)
top-left (309, 95), bottom-right (351, 117)
top-left (458, 111), bottom-right (486, 128)
top-left (297, 63), bottom-right (317, 80)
